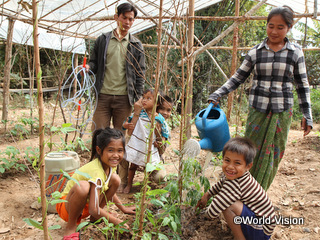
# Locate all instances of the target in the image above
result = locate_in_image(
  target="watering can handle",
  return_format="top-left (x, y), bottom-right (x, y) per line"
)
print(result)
top-left (202, 103), bottom-right (220, 128)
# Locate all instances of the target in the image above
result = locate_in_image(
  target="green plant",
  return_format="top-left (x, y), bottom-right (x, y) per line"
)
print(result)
top-left (0, 146), bottom-right (27, 173)
top-left (76, 217), bottom-right (129, 240)
top-left (50, 123), bottom-right (90, 152)
top-left (24, 146), bottom-right (39, 169)
top-left (60, 137), bottom-right (90, 152)
top-left (9, 117), bottom-right (39, 140)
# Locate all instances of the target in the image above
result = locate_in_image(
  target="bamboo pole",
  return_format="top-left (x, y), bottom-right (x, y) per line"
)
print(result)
top-left (32, 0), bottom-right (49, 239)
top-left (226, 0), bottom-right (240, 122)
top-left (143, 44), bottom-right (320, 51)
top-left (178, 23), bottom-right (186, 205)
top-left (185, 0), bottom-right (195, 139)
top-left (2, 18), bottom-right (15, 131)
top-left (137, 0), bottom-right (163, 238)
top-left (32, 12), bottom-right (320, 23)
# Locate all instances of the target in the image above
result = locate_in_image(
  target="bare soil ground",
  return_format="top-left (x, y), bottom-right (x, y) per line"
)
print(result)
top-left (0, 102), bottom-right (319, 240)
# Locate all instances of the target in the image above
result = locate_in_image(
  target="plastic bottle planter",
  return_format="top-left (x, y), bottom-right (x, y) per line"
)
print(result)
top-left (195, 103), bottom-right (230, 152)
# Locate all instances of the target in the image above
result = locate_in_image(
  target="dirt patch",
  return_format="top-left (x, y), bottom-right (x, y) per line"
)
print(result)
top-left (0, 105), bottom-right (319, 239)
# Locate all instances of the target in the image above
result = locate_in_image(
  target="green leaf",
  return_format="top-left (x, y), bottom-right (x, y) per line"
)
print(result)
top-left (173, 149), bottom-right (180, 156)
top-left (76, 221), bottom-right (90, 232)
top-left (147, 214), bottom-right (156, 227)
top-left (61, 127), bottom-right (77, 134)
top-left (145, 163), bottom-right (156, 172)
top-left (50, 126), bottom-right (60, 132)
top-left (158, 233), bottom-right (169, 240)
top-left (49, 199), bottom-right (67, 205)
top-left (51, 191), bottom-right (62, 200)
top-left (48, 225), bottom-right (61, 230)
top-left (142, 233), bottom-right (152, 240)
top-left (150, 199), bottom-right (164, 207)
top-left (170, 221), bottom-right (177, 232)
top-left (146, 189), bottom-right (168, 196)
top-left (162, 217), bottom-right (170, 226)
top-left (75, 169), bottom-right (91, 179)
top-left (62, 123), bottom-right (73, 128)
top-left (60, 169), bottom-right (80, 186)
top-left (23, 218), bottom-right (43, 230)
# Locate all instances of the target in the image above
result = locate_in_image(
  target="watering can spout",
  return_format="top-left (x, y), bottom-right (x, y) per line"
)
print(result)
top-left (199, 138), bottom-right (213, 151)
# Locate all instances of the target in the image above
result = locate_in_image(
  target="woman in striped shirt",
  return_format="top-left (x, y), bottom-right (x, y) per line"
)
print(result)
top-left (196, 137), bottom-right (275, 240)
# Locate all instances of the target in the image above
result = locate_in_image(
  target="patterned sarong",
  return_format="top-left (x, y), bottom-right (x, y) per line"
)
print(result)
top-left (245, 107), bottom-right (292, 190)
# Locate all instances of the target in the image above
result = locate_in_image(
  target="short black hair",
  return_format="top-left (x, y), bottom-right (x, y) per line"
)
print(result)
top-left (222, 137), bottom-right (256, 165)
top-left (117, 2), bottom-right (138, 18)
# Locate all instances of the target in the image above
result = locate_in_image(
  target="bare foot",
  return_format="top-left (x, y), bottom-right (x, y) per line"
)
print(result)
top-left (123, 185), bottom-right (131, 194)
top-left (117, 184), bottom-right (125, 193)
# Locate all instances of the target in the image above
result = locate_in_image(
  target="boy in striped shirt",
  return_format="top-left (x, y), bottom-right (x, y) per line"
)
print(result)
top-left (196, 137), bottom-right (275, 240)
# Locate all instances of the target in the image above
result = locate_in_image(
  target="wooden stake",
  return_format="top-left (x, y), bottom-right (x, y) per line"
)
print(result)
top-left (185, 0), bottom-right (195, 139)
top-left (137, 0), bottom-right (163, 238)
top-left (32, 0), bottom-right (49, 239)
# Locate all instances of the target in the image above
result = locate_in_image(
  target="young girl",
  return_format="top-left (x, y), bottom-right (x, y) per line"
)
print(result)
top-left (56, 128), bottom-right (135, 240)
top-left (123, 89), bottom-right (169, 193)
top-left (208, 6), bottom-right (313, 190)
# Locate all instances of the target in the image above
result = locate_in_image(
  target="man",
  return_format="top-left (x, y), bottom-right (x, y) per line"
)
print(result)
top-left (86, 2), bottom-right (145, 191)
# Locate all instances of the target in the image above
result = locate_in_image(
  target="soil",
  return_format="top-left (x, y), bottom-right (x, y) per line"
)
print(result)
top-left (0, 102), bottom-right (319, 240)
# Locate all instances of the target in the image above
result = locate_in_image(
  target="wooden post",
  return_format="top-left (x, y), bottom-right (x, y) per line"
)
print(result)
top-left (186, 0), bottom-right (195, 139)
top-left (226, 0), bottom-right (240, 122)
top-left (178, 23), bottom-right (186, 204)
top-left (32, 0), bottom-right (49, 239)
top-left (137, 0), bottom-right (163, 238)
top-left (2, 19), bottom-right (15, 131)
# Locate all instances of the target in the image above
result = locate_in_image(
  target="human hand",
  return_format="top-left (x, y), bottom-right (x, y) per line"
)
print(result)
top-left (208, 98), bottom-right (220, 107)
top-left (122, 206), bottom-right (136, 215)
top-left (195, 199), bottom-right (207, 211)
top-left (134, 98), bottom-right (143, 113)
top-left (301, 117), bottom-right (312, 137)
top-left (123, 120), bottom-right (135, 130)
top-left (154, 141), bottom-right (159, 148)
top-left (195, 192), bottom-right (210, 211)
top-left (85, 64), bottom-right (90, 73)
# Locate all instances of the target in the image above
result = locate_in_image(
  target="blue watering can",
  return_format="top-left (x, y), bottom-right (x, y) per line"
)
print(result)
top-left (195, 103), bottom-right (230, 152)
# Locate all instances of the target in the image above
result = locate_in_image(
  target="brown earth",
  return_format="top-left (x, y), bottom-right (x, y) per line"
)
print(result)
top-left (0, 103), bottom-right (319, 240)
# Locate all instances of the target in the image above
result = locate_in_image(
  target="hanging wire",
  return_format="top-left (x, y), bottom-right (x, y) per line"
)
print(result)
top-left (60, 48), bottom-right (98, 135)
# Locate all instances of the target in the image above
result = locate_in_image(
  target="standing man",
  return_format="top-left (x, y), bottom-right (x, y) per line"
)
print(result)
top-left (86, 2), bottom-right (145, 191)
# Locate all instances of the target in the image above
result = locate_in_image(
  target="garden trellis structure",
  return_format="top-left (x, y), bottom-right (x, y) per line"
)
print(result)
top-left (1, 0), bottom-right (320, 238)
top-left (2, 0), bottom-right (320, 131)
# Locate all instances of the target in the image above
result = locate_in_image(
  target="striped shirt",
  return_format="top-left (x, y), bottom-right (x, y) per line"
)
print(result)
top-left (208, 37), bottom-right (313, 127)
top-left (206, 171), bottom-right (275, 236)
